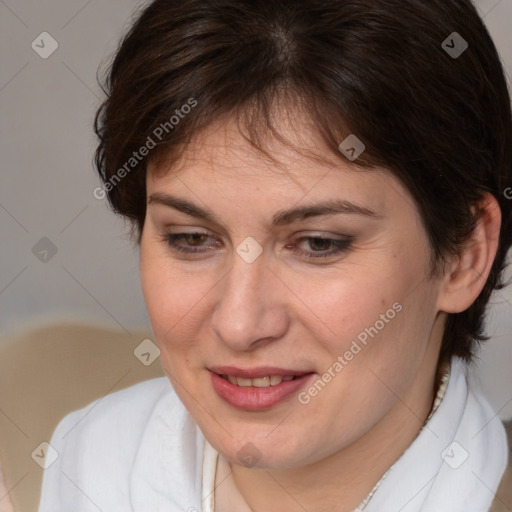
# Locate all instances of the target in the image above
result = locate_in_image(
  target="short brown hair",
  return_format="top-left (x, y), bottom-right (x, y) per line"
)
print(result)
top-left (94, 0), bottom-right (512, 363)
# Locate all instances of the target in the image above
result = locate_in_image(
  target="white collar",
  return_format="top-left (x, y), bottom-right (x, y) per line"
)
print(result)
top-left (200, 357), bottom-right (508, 512)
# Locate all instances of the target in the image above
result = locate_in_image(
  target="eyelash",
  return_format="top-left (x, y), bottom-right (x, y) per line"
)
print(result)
top-left (159, 232), bottom-right (353, 260)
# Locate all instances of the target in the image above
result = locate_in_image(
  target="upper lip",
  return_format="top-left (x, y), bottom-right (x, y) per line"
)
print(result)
top-left (209, 366), bottom-right (313, 379)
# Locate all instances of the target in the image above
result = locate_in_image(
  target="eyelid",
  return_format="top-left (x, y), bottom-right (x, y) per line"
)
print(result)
top-left (159, 226), bottom-right (353, 244)
top-left (159, 229), bottom-right (354, 261)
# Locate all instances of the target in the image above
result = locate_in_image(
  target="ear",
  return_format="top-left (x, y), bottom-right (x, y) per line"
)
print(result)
top-left (436, 193), bottom-right (502, 314)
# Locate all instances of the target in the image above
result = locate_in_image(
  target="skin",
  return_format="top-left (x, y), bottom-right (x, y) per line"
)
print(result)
top-left (139, 111), bottom-right (501, 512)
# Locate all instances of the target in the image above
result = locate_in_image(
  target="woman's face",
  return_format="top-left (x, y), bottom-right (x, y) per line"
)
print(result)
top-left (140, 114), bottom-right (446, 469)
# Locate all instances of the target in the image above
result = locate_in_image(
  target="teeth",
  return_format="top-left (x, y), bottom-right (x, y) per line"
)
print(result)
top-left (223, 375), bottom-right (297, 387)
top-left (270, 375), bottom-right (283, 386)
top-left (252, 376), bottom-right (270, 388)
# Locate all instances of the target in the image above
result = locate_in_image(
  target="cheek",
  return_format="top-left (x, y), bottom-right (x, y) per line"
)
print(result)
top-left (139, 244), bottom-right (218, 375)
top-left (296, 251), bottom-right (436, 384)
top-left (287, 264), bottom-right (405, 354)
top-left (313, 280), bottom-right (437, 417)
top-left (140, 236), bottom-right (197, 324)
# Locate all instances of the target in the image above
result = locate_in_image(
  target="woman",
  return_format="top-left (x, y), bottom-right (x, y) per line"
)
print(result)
top-left (38, 0), bottom-right (511, 510)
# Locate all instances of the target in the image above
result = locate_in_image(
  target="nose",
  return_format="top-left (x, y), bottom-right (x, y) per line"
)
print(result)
top-left (210, 250), bottom-right (290, 351)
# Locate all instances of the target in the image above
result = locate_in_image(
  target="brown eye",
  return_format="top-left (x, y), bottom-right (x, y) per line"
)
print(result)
top-left (293, 236), bottom-right (354, 260)
top-left (161, 232), bottom-right (219, 254)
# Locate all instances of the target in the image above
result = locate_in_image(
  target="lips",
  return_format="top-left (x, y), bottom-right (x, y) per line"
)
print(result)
top-left (209, 366), bottom-right (315, 410)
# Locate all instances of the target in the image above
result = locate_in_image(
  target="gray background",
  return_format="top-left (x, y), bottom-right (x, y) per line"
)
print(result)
top-left (1, 0), bottom-right (511, 418)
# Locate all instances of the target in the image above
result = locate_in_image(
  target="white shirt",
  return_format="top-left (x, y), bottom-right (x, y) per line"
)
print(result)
top-left (37, 357), bottom-right (507, 512)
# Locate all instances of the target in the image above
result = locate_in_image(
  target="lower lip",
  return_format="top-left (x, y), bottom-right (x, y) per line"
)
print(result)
top-left (210, 372), bottom-right (314, 411)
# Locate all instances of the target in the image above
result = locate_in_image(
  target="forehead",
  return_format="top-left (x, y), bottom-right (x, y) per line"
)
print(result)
top-left (149, 109), bottom-right (338, 173)
top-left (146, 114), bottom-right (414, 220)
top-left (150, 112), bottom-right (354, 180)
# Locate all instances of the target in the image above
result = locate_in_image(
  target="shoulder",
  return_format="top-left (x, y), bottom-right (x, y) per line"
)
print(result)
top-left (55, 376), bottom-right (176, 447)
top-left (38, 376), bottom-right (191, 511)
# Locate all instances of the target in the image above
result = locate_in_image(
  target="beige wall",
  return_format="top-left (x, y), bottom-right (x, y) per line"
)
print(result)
top-left (0, 0), bottom-right (511, 418)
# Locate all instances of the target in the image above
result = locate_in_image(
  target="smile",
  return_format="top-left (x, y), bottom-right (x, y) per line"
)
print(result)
top-left (209, 367), bottom-right (315, 411)
top-left (221, 374), bottom-right (296, 387)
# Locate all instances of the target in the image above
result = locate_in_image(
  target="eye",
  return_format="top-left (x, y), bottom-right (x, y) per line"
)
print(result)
top-left (159, 231), bottom-right (354, 261)
top-left (160, 232), bottom-right (218, 254)
top-left (291, 236), bottom-right (353, 260)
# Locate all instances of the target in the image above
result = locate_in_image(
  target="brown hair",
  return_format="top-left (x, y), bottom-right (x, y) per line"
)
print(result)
top-left (94, 0), bottom-right (512, 363)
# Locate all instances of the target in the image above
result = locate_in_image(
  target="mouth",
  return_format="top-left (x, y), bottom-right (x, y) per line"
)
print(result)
top-left (208, 366), bottom-right (315, 410)
top-left (218, 374), bottom-right (297, 387)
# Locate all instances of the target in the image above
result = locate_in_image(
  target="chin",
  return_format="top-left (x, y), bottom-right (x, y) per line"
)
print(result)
top-left (209, 429), bottom-right (313, 470)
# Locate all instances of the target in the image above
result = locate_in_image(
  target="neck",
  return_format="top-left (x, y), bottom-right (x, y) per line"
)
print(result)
top-left (229, 353), bottom-right (442, 512)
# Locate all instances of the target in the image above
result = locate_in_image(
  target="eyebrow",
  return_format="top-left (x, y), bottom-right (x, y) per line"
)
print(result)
top-left (147, 192), bottom-right (379, 228)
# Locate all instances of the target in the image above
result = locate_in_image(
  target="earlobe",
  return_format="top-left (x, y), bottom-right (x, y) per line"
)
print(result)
top-left (437, 193), bottom-right (502, 314)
